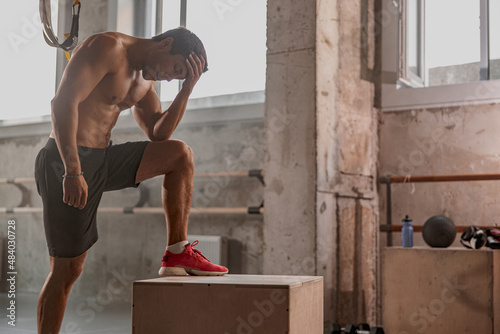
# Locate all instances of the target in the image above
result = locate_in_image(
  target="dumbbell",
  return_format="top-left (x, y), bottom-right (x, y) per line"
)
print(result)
top-left (460, 225), bottom-right (487, 249)
top-left (330, 323), bottom-right (342, 334)
top-left (330, 323), bottom-right (384, 334)
top-left (329, 323), bottom-right (357, 334)
top-left (356, 326), bottom-right (385, 334)
top-left (356, 323), bottom-right (370, 334)
top-left (344, 324), bottom-right (359, 334)
top-left (355, 324), bottom-right (385, 334)
top-left (486, 229), bottom-right (500, 249)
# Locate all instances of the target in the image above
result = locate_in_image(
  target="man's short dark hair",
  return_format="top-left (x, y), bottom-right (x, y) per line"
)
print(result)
top-left (152, 27), bottom-right (208, 72)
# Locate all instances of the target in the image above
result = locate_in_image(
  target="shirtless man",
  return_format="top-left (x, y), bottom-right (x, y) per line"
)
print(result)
top-left (34, 27), bottom-right (228, 333)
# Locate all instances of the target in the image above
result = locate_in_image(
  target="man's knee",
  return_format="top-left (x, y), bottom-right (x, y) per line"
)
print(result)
top-left (171, 140), bottom-right (194, 170)
top-left (68, 259), bottom-right (85, 278)
top-left (51, 255), bottom-right (86, 288)
top-left (61, 263), bottom-right (84, 290)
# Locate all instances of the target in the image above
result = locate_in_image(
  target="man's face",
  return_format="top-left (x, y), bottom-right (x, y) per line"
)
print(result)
top-left (142, 39), bottom-right (188, 82)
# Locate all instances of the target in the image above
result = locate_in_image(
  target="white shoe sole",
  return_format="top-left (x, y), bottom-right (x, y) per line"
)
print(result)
top-left (158, 266), bottom-right (188, 276)
top-left (158, 266), bottom-right (228, 277)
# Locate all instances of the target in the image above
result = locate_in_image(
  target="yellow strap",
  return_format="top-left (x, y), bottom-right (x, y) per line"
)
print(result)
top-left (61, 1), bottom-right (80, 60)
top-left (67, 0), bottom-right (80, 59)
top-left (63, 33), bottom-right (71, 60)
top-left (40, 0), bottom-right (80, 53)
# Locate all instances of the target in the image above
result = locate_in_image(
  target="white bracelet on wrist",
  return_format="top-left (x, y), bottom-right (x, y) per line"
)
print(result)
top-left (62, 172), bottom-right (84, 179)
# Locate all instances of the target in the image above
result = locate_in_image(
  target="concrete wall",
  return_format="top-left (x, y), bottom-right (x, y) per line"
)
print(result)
top-left (0, 0), bottom-right (266, 303)
top-left (0, 110), bottom-right (265, 301)
top-left (264, 0), bottom-right (379, 326)
top-left (379, 103), bottom-right (500, 248)
top-left (428, 59), bottom-right (500, 86)
top-left (56, 0), bottom-right (111, 87)
top-left (0, 0), bottom-right (388, 328)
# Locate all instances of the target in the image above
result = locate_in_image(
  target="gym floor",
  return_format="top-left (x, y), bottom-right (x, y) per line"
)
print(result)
top-left (0, 292), bottom-right (130, 333)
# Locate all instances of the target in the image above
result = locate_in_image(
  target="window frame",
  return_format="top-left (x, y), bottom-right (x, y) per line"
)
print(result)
top-left (381, 0), bottom-right (500, 111)
top-left (398, 0), bottom-right (425, 88)
top-left (59, 0), bottom-right (266, 109)
top-left (480, 0), bottom-right (490, 80)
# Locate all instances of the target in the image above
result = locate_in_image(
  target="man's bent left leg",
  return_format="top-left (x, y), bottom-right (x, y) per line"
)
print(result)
top-left (134, 140), bottom-right (228, 276)
top-left (135, 140), bottom-right (193, 245)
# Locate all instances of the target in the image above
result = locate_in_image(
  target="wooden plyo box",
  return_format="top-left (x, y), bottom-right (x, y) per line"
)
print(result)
top-left (383, 247), bottom-right (500, 334)
top-left (132, 274), bottom-right (323, 334)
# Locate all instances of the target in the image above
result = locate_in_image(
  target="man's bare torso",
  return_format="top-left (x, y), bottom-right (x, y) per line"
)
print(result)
top-left (49, 32), bottom-right (153, 148)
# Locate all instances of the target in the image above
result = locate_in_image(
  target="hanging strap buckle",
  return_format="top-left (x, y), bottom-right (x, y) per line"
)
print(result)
top-left (72, 2), bottom-right (81, 16)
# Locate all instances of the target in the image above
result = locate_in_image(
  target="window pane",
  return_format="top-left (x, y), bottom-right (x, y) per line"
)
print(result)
top-left (158, 0), bottom-right (267, 100)
top-left (407, 0), bottom-right (420, 78)
top-left (116, 0), bottom-right (134, 35)
top-left (491, 0), bottom-right (500, 80)
top-left (425, 0), bottom-right (481, 86)
top-left (0, 0), bottom-right (58, 121)
top-left (160, 0), bottom-right (181, 101)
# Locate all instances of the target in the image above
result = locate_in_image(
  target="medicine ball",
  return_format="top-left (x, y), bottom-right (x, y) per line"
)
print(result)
top-left (422, 215), bottom-right (456, 248)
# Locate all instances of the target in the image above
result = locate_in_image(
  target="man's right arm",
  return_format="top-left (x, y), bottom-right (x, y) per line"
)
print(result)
top-left (51, 34), bottom-right (119, 209)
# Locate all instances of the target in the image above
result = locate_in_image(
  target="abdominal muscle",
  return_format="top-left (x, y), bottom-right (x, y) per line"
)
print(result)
top-left (49, 103), bottom-right (122, 149)
top-left (49, 71), bottom-right (150, 149)
top-left (76, 106), bottom-right (120, 148)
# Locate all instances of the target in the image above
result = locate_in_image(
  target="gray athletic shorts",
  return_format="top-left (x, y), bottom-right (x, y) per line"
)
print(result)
top-left (34, 138), bottom-right (149, 258)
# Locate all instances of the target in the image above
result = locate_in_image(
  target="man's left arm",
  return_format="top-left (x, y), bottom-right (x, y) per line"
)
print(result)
top-left (133, 53), bottom-right (205, 141)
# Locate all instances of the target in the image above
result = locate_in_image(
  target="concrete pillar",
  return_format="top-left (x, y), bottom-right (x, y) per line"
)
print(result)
top-left (264, 0), bottom-right (317, 276)
top-left (264, 0), bottom-right (379, 326)
top-left (56, 0), bottom-right (112, 86)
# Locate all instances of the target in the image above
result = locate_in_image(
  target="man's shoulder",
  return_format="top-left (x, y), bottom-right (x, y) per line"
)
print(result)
top-left (79, 32), bottom-right (123, 52)
top-left (74, 32), bottom-right (126, 61)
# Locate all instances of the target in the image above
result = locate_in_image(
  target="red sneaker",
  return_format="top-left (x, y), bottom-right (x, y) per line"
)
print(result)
top-left (158, 241), bottom-right (229, 276)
